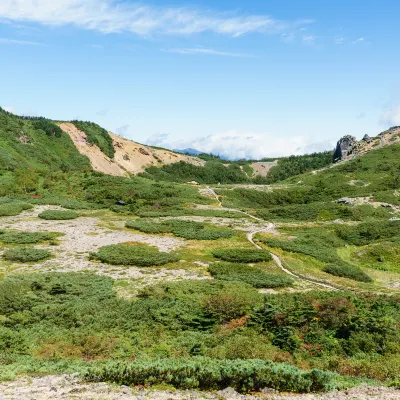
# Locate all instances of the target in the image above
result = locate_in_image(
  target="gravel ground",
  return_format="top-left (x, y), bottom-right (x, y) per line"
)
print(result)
top-left (0, 206), bottom-right (207, 284)
top-left (0, 376), bottom-right (398, 400)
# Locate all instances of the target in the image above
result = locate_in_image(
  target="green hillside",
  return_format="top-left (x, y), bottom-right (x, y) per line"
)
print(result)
top-left (0, 107), bottom-right (91, 172)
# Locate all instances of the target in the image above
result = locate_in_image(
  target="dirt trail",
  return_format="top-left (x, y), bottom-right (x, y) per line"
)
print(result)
top-left (204, 187), bottom-right (339, 291)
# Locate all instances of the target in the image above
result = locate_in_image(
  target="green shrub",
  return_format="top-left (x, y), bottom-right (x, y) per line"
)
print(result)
top-left (323, 264), bottom-right (372, 283)
top-left (212, 248), bottom-right (272, 263)
top-left (125, 220), bottom-right (170, 234)
top-left (209, 262), bottom-right (293, 288)
top-left (39, 210), bottom-right (79, 220)
top-left (126, 219), bottom-right (235, 241)
top-left (0, 202), bottom-right (33, 217)
top-left (85, 357), bottom-right (334, 393)
top-left (32, 119), bottom-right (63, 138)
top-left (335, 220), bottom-right (400, 246)
top-left (0, 231), bottom-right (59, 244)
top-left (3, 248), bottom-right (51, 262)
top-left (90, 244), bottom-right (179, 266)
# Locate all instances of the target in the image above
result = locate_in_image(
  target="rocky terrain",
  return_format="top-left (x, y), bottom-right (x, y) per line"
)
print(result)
top-left (333, 126), bottom-right (400, 162)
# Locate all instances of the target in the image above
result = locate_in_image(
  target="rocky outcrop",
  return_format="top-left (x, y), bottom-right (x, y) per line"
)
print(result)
top-left (333, 127), bottom-right (400, 163)
top-left (362, 134), bottom-right (372, 143)
top-left (332, 135), bottom-right (358, 162)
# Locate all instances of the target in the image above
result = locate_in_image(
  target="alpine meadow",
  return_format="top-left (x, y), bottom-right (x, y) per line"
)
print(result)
top-left (1, 1), bottom-right (400, 398)
top-left (0, 106), bottom-right (399, 399)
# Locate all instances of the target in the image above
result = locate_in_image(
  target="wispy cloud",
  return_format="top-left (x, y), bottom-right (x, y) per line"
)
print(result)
top-left (0, 37), bottom-right (45, 45)
top-left (0, 0), bottom-right (311, 38)
top-left (165, 47), bottom-right (251, 57)
top-left (381, 105), bottom-right (400, 126)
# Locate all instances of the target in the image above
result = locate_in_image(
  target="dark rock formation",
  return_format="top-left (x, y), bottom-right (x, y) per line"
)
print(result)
top-left (362, 134), bottom-right (372, 143)
top-left (333, 135), bottom-right (358, 163)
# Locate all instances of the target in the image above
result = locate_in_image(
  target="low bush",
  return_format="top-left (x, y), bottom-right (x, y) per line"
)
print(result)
top-left (126, 219), bottom-right (235, 241)
top-left (3, 248), bottom-right (51, 262)
top-left (0, 202), bottom-right (33, 217)
top-left (323, 264), bottom-right (372, 283)
top-left (0, 231), bottom-right (59, 244)
top-left (335, 220), bottom-right (400, 246)
top-left (39, 210), bottom-right (79, 220)
top-left (85, 357), bottom-right (334, 393)
top-left (209, 262), bottom-right (293, 288)
top-left (90, 244), bottom-right (179, 266)
top-left (212, 248), bottom-right (272, 263)
top-left (125, 220), bottom-right (170, 234)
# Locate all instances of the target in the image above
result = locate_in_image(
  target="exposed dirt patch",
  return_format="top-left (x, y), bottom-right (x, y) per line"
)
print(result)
top-left (59, 122), bottom-right (204, 177)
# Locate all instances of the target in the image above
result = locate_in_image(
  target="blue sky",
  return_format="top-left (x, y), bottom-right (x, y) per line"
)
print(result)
top-left (1, 0), bottom-right (400, 159)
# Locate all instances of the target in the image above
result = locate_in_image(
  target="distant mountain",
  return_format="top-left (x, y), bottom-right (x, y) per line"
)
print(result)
top-left (174, 148), bottom-right (203, 156)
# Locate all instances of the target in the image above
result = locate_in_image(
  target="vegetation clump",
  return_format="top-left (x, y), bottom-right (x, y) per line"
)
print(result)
top-left (0, 202), bottom-right (33, 217)
top-left (3, 248), bottom-right (51, 262)
top-left (0, 231), bottom-right (59, 244)
top-left (209, 262), bottom-right (293, 288)
top-left (39, 210), bottom-right (79, 220)
top-left (323, 264), bottom-right (372, 282)
top-left (126, 219), bottom-right (235, 241)
top-left (90, 244), bottom-right (179, 266)
top-left (212, 248), bottom-right (272, 263)
top-left (85, 357), bottom-right (333, 393)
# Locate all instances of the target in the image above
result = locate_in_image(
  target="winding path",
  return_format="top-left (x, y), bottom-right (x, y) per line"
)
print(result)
top-left (205, 186), bottom-right (340, 291)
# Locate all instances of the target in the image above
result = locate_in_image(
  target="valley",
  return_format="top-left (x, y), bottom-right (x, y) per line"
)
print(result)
top-left (0, 108), bottom-right (399, 399)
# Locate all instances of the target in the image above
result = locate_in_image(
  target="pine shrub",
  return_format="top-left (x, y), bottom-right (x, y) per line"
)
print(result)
top-left (212, 248), bottom-right (272, 263)
top-left (39, 210), bottom-right (79, 220)
top-left (3, 248), bottom-right (51, 262)
top-left (90, 244), bottom-right (179, 266)
top-left (209, 262), bottom-right (293, 288)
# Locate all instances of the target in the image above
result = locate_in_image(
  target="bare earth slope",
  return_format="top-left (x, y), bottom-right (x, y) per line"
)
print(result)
top-left (59, 123), bottom-right (204, 176)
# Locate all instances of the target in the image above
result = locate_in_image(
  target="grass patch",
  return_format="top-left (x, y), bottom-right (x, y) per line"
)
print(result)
top-left (3, 247), bottom-right (52, 262)
top-left (323, 264), bottom-right (372, 282)
top-left (212, 248), bottom-right (272, 263)
top-left (90, 244), bottom-right (179, 266)
top-left (39, 210), bottom-right (79, 220)
top-left (0, 231), bottom-right (59, 244)
top-left (209, 262), bottom-right (293, 288)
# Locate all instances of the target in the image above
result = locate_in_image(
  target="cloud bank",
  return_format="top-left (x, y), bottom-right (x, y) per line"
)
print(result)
top-left (146, 131), bottom-right (335, 160)
top-left (0, 0), bottom-right (310, 38)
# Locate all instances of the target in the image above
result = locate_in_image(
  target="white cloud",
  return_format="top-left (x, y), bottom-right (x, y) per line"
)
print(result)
top-left (0, 37), bottom-right (45, 45)
top-left (146, 131), bottom-right (335, 160)
top-left (165, 48), bottom-right (250, 57)
top-left (381, 105), bottom-right (400, 127)
top-left (2, 105), bottom-right (15, 113)
top-left (0, 0), bottom-right (311, 38)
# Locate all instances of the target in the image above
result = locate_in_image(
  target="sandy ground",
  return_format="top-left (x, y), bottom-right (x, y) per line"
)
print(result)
top-left (0, 376), bottom-right (398, 400)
